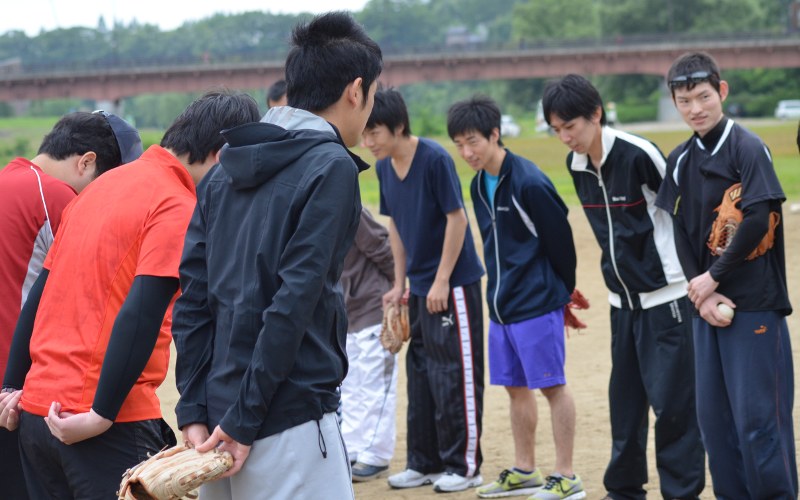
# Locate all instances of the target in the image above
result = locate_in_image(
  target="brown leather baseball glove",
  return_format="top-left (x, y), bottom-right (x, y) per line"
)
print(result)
top-left (379, 301), bottom-right (410, 354)
top-left (707, 183), bottom-right (780, 260)
top-left (117, 442), bottom-right (233, 500)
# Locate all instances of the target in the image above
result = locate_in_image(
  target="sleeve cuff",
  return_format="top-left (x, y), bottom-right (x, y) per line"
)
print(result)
top-left (175, 404), bottom-right (208, 430)
top-left (219, 411), bottom-right (259, 446)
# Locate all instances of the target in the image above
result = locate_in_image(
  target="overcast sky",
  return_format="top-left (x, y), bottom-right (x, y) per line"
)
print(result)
top-left (0, 0), bottom-right (371, 36)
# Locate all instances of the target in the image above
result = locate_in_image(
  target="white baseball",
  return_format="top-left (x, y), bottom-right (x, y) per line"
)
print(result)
top-left (717, 303), bottom-right (734, 320)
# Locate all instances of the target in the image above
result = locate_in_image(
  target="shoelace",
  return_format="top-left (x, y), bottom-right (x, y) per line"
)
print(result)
top-left (542, 475), bottom-right (564, 492)
top-left (498, 469), bottom-right (512, 483)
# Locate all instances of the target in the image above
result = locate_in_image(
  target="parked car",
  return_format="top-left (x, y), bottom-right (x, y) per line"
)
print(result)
top-left (534, 100), bottom-right (552, 133)
top-left (501, 114), bottom-right (521, 138)
top-left (775, 100), bottom-right (800, 120)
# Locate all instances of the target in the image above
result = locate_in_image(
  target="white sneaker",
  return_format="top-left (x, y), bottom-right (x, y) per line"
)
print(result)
top-left (433, 472), bottom-right (484, 492)
top-left (388, 469), bottom-right (443, 489)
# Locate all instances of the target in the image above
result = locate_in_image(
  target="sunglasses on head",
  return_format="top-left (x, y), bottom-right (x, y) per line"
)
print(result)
top-left (669, 71), bottom-right (718, 89)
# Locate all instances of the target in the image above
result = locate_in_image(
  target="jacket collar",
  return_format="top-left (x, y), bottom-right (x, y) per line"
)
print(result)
top-left (693, 117), bottom-right (733, 156)
top-left (570, 125), bottom-right (616, 172)
top-left (261, 106), bottom-right (370, 173)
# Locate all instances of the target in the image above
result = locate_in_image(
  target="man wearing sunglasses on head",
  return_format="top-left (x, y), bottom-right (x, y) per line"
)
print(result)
top-left (656, 52), bottom-right (796, 500)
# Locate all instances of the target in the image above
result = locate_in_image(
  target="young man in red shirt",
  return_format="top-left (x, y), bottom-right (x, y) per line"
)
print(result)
top-left (0, 110), bottom-right (141, 500)
top-left (0, 89), bottom-right (260, 500)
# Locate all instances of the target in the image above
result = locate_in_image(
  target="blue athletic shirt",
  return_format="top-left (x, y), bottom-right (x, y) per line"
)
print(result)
top-left (484, 172), bottom-right (499, 208)
top-left (377, 137), bottom-right (484, 297)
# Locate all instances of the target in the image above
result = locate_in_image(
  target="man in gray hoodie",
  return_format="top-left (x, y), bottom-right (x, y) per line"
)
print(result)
top-left (172, 12), bottom-right (382, 500)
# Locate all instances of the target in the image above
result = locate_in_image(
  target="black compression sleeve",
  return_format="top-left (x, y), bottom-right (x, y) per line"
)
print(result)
top-left (709, 201), bottom-right (771, 282)
top-left (3, 269), bottom-right (48, 390)
top-left (673, 210), bottom-right (702, 281)
top-left (92, 275), bottom-right (179, 421)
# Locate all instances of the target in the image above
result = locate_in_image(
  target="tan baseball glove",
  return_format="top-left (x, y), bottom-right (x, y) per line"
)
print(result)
top-left (117, 442), bottom-right (233, 500)
top-left (707, 183), bottom-right (780, 260)
top-left (380, 301), bottom-right (410, 354)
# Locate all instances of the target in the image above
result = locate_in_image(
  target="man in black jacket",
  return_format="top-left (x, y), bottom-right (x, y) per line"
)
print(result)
top-left (172, 12), bottom-right (382, 500)
top-left (544, 75), bottom-right (704, 500)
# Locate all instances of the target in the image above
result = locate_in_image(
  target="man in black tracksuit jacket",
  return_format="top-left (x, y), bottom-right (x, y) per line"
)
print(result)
top-left (171, 12), bottom-right (382, 500)
top-left (544, 75), bottom-right (704, 500)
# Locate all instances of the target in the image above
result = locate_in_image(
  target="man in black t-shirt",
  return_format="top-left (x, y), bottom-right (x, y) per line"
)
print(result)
top-left (656, 52), bottom-right (796, 500)
top-left (364, 88), bottom-right (486, 493)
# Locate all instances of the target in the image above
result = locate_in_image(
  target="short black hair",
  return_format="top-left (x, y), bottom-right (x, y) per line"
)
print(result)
top-left (160, 88), bottom-right (261, 165)
top-left (667, 52), bottom-right (721, 96)
top-left (285, 11), bottom-right (382, 112)
top-left (542, 74), bottom-right (607, 126)
top-left (38, 112), bottom-right (122, 177)
top-left (446, 95), bottom-right (504, 147)
top-left (365, 88), bottom-right (412, 137)
top-left (267, 80), bottom-right (286, 105)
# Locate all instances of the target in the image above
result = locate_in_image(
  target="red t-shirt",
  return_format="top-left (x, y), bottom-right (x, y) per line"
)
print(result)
top-left (0, 159), bottom-right (76, 377)
top-left (22, 146), bottom-right (196, 422)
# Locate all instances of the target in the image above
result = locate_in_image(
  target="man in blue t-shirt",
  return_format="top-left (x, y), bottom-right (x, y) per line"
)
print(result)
top-left (363, 88), bottom-right (485, 493)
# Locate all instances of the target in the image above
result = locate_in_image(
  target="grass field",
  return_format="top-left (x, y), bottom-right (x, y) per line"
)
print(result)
top-left (0, 117), bottom-right (796, 204)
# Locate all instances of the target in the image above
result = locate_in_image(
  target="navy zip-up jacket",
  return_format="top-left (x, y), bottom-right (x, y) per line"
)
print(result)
top-left (471, 150), bottom-right (575, 325)
top-left (172, 108), bottom-right (366, 446)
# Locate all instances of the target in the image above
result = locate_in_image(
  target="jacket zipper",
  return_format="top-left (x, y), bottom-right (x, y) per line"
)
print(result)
top-left (581, 169), bottom-right (634, 310)
top-left (477, 171), bottom-right (506, 324)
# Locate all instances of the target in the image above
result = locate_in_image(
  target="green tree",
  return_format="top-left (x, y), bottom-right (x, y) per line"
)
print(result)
top-left (513, 0), bottom-right (600, 40)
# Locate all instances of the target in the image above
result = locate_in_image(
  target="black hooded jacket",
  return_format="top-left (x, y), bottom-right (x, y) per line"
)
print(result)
top-left (172, 111), bottom-right (367, 446)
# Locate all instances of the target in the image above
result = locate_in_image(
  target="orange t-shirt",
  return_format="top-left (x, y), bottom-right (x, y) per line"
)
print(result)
top-left (22, 145), bottom-right (197, 422)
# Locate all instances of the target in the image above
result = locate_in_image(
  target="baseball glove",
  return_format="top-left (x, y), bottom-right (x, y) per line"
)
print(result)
top-left (117, 442), bottom-right (233, 500)
top-left (707, 183), bottom-right (780, 260)
top-left (564, 289), bottom-right (590, 331)
top-left (380, 301), bottom-right (410, 354)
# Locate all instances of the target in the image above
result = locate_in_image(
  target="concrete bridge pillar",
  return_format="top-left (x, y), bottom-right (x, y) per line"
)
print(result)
top-left (657, 79), bottom-right (682, 122)
top-left (95, 98), bottom-right (124, 116)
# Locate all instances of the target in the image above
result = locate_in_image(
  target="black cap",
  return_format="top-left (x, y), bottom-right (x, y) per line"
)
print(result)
top-left (92, 110), bottom-right (143, 165)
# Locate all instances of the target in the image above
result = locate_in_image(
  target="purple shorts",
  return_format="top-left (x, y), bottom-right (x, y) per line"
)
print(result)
top-left (488, 308), bottom-right (566, 389)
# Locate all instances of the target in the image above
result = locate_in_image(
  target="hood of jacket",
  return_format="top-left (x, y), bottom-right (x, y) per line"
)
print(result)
top-left (219, 107), bottom-right (344, 191)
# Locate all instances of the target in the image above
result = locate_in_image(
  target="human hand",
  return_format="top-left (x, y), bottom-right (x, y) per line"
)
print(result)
top-left (698, 292), bottom-right (736, 327)
top-left (426, 279), bottom-right (450, 314)
top-left (382, 285), bottom-right (406, 311)
top-left (687, 271), bottom-right (719, 308)
top-left (197, 425), bottom-right (251, 479)
top-left (45, 403), bottom-right (113, 445)
top-left (182, 422), bottom-right (210, 448)
top-left (0, 390), bottom-right (23, 431)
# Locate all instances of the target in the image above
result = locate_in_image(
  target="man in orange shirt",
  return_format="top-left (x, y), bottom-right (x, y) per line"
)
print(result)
top-left (0, 89), bottom-right (260, 499)
top-left (0, 110), bottom-right (141, 500)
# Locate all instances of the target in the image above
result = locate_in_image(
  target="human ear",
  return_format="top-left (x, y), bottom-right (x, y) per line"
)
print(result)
top-left (348, 77), bottom-right (364, 109)
top-left (592, 106), bottom-right (603, 124)
top-left (718, 81), bottom-right (729, 103)
top-left (78, 152), bottom-right (97, 178)
top-left (490, 127), bottom-right (501, 144)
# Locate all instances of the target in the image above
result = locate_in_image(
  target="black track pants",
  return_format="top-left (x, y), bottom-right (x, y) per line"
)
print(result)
top-left (604, 297), bottom-right (705, 500)
top-left (405, 281), bottom-right (484, 478)
top-left (18, 411), bottom-right (176, 500)
top-left (0, 426), bottom-right (29, 500)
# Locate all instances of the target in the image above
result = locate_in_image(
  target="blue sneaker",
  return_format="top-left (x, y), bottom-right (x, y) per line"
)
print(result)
top-left (352, 462), bottom-right (390, 482)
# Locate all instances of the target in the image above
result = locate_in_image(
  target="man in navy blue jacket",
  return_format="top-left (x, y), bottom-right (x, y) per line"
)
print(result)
top-left (171, 12), bottom-right (382, 500)
top-left (448, 95), bottom-right (586, 500)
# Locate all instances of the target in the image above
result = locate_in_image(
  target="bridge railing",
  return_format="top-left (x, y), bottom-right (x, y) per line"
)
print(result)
top-left (5, 30), bottom-right (797, 76)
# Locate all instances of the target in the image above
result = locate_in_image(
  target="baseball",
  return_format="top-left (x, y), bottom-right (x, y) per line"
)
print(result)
top-left (717, 303), bottom-right (735, 320)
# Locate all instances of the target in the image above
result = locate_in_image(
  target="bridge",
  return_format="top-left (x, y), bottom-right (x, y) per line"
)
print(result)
top-left (0, 31), bottom-right (797, 103)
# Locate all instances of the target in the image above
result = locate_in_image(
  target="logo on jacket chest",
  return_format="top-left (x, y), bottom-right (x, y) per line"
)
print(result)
top-left (611, 196), bottom-right (626, 202)
top-left (496, 206), bottom-right (509, 211)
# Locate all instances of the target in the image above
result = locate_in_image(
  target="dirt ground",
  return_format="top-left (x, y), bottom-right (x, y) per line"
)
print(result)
top-left (156, 203), bottom-right (800, 500)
